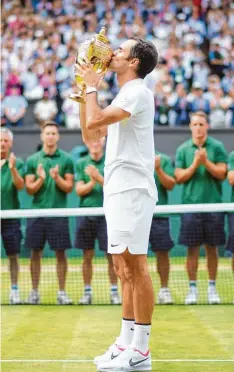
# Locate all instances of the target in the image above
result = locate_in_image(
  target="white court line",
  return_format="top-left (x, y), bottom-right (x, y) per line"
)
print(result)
top-left (1, 359), bottom-right (234, 363)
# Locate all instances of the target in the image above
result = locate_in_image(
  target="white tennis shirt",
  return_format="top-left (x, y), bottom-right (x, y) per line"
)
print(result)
top-left (104, 78), bottom-right (158, 201)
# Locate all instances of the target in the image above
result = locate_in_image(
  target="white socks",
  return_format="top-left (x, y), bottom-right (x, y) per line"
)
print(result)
top-left (131, 323), bottom-right (151, 354)
top-left (118, 318), bottom-right (135, 347)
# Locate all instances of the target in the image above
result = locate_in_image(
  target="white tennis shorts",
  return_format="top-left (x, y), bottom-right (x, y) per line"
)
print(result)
top-left (104, 189), bottom-right (156, 255)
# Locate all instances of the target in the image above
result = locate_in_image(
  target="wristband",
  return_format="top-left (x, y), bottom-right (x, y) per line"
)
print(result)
top-left (86, 87), bottom-right (97, 94)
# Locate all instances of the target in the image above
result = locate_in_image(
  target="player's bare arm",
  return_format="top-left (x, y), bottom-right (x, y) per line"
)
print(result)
top-left (77, 63), bottom-right (130, 131)
top-left (79, 101), bottom-right (107, 143)
top-left (85, 92), bottom-right (130, 130)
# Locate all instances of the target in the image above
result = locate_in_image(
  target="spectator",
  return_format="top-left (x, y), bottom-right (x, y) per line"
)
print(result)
top-left (62, 96), bottom-right (80, 129)
top-left (5, 69), bottom-right (22, 96)
top-left (154, 96), bottom-right (171, 126)
top-left (187, 82), bottom-right (210, 115)
top-left (209, 87), bottom-right (229, 128)
top-left (174, 84), bottom-right (190, 126)
top-left (1, 1), bottom-right (233, 128)
top-left (25, 121), bottom-right (74, 305)
top-left (34, 88), bottom-right (58, 127)
top-left (175, 111), bottom-right (228, 305)
top-left (221, 69), bottom-right (234, 94)
top-left (75, 138), bottom-right (121, 305)
top-left (1, 128), bottom-right (24, 304)
top-left (149, 151), bottom-right (175, 304)
top-left (169, 56), bottom-right (186, 87)
top-left (1, 93), bottom-right (6, 126)
top-left (203, 74), bottom-right (221, 102)
top-left (187, 5), bottom-right (206, 45)
top-left (226, 151), bottom-right (234, 303)
top-left (209, 41), bottom-right (226, 78)
top-left (192, 60), bottom-right (210, 90)
top-left (2, 86), bottom-right (28, 127)
top-left (224, 87), bottom-right (234, 127)
top-left (21, 67), bottom-right (44, 101)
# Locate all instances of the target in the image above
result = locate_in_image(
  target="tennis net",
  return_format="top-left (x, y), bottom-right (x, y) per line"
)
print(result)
top-left (1, 203), bottom-right (233, 305)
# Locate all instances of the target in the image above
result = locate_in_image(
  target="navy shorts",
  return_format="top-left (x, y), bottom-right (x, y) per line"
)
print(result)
top-left (179, 212), bottom-right (225, 247)
top-left (75, 216), bottom-right (107, 251)
top-left (149, 217), bottom-right (174, 252)
top-left (25, 217), bottom-right (72, 251)
top-left (225, 213), bottom-right (234, 253)
top-left (1, 219), bottom-right (22, 256)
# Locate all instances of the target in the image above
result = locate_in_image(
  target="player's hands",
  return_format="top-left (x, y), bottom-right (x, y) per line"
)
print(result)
top-left (37, 163), bottom-right (46, 180)
top-left (155, 155), bottom-right (161, 170)
top-left (49, 164), bottom-right (59, 180)
top-left (85, 165), bottom-right (100, 181)
top-left (8, 152), bottom-right (16, 170)
top-left (74, 61), bottom-right (105, 89)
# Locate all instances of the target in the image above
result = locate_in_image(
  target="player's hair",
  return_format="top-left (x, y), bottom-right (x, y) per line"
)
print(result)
top-left (0, 127), bottom-right (13, 140)
top-left (190, 111), bottom-right (208, 122)
top-left (42, 121), bottom-right (59, 131)
top-left (127, 37), bottom-right (158, 78)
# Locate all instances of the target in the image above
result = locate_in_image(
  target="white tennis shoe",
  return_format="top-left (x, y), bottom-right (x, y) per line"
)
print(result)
top-left (94, 338), bottom-right (125, 366)
top-left (27, 290), bottom-right (40, 304)
top-left (78, 292), bottom-right (92, 305)
top-left (110, 292), bottom-right (122, 305)
top-left (97, 345), bottom-right (152, 371)
top-left (208, 287), bottom-right (221, 304)
top-left (158, 288), bottom-right (173, 304)
top-left (185, 287), bottom-right (198, 305)
top-left (9, 289), bottom-right (21, 305)
top-left (57, 291), bottom-right (73, 305)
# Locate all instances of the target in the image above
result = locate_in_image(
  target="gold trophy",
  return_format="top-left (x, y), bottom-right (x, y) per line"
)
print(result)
top-left (70, 27), bottom-right (113, 103)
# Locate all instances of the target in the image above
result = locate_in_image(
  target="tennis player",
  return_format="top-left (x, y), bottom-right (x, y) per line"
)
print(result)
top-left (76, 37), bottom-right (158, 372)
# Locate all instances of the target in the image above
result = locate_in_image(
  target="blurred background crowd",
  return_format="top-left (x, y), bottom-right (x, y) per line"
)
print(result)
top-left (1, 0), bottom-right (234, 129)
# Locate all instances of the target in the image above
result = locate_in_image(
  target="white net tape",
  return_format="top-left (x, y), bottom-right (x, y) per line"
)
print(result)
top-left (1, 203), bottom-right (234, 219)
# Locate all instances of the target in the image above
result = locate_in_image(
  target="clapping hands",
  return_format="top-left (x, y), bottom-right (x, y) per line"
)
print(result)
top-left (36, 163), bottom-right (46, 180)
top-left (49, 165), bottom-right (60, 180)
top-left (85, 165), bottom-right (100, 182)
top-left (8, 152), bottom-right (16, 170)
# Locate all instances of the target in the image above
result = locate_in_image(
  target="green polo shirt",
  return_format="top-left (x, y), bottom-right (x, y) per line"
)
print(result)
top-left (26, 148), bottom-right (74, 209)
top-left (155, 151), bottom-right (174, 206)
top-left (228, 151), bottom-right (234, 203)
top-left (1, 158), bottom-right (24, 210)
top-left (175, 136), bottom-right (228, 204)
top-left (76, 154), bottom-right (105, 208)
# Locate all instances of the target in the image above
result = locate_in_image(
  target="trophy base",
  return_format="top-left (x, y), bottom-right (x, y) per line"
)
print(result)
top-left (69, 93), bottom-right (86, 104)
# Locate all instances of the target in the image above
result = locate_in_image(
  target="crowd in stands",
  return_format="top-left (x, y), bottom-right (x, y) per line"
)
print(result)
top-left (1, 0), bottom-right (234, 128)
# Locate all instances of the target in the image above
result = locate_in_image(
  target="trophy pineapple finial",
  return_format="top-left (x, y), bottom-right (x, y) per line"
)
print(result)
top-left (100, 27), bottom-right (106, 36)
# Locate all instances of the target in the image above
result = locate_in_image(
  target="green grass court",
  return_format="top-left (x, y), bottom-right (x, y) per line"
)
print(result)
top-left (1, 305), bottom-right (234, 372)
top-left (1, 257), bottom-right (234, 372)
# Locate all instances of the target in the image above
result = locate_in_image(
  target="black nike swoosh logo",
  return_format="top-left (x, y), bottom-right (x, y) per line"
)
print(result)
top-left (111, 244), bottom-right (120, 247)
top-left (111, 353), bottom-right (119, 360)
top-left (129, 357), bottom-right (149, 367)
